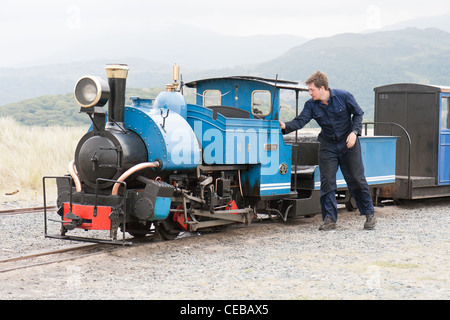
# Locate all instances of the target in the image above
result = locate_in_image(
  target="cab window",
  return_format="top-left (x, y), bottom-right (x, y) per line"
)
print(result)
top-left (251, 90), bottom-right (271, 117)
top-left (203, 90), bottom-right (222, 107)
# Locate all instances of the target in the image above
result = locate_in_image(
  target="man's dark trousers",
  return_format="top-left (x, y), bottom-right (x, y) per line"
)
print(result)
top-left (318, 136), bottom-right (374, 222)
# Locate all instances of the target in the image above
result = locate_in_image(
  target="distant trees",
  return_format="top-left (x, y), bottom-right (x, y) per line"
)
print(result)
top-left (0, 88), bottom-right (162, 126)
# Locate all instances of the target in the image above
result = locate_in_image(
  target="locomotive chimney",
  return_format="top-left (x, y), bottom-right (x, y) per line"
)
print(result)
top-left (105, 64), bottom-right (129, 124)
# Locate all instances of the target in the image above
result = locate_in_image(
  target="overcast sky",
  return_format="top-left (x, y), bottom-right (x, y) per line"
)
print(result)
top-left (1, 0), bottom-right (449, 67)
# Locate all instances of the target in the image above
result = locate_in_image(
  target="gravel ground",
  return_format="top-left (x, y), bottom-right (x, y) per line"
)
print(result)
top-left (0, 197), bottom-right (449, 301)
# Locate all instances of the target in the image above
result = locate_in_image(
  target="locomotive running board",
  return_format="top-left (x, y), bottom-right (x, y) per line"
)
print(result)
top-left (194, 211), bottom-right (248, 222)
top-left (187, 208), bottom-right (253, 231)
top-left (188, 219), bottom-right (235, 232)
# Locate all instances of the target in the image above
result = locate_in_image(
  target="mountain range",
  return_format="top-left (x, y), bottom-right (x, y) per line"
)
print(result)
top-left (1, 24), bottom-right (450, 125)
top-left (0, 24), bottom-right (307, 107)
top-left (254, 27), bottom-right (450, 110)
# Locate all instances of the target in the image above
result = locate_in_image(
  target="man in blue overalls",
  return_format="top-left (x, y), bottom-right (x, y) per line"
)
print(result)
top-left (279, 71), bottom-right (375, 230)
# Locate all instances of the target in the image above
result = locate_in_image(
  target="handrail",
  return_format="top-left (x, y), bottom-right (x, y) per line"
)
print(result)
top-left (362, 121), bottom-right (412, 198)
top-left (43, 175), bottom-right (73, 238)
top-left (95, 178), bottom-right (127, 243)
top-left (42, 175), bottom-right (131, 245)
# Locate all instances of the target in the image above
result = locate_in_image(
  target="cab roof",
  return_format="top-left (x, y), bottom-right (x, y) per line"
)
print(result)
top-left (185, 76), bottom-right (308, 92)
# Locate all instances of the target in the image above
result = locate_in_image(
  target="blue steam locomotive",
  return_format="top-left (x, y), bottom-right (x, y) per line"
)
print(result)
top-left (43, 64), bottom-right (397, 244)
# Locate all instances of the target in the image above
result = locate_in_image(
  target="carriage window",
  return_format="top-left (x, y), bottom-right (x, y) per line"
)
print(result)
top-left (441, 97), bottom-right (450, 130)
top-left (203, 90), bottom-right (222, 107)
top-left (252, 90), bottom-right (271, 117)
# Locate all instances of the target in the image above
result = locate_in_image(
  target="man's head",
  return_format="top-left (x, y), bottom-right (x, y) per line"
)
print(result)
top-left (305, 71), bottom-right (329, 101)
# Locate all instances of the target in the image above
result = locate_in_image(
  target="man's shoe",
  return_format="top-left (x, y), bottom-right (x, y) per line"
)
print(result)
top-left (319, 216), bottom-right (336, 231)
top-left (364, 214), bottom-right (376, 230)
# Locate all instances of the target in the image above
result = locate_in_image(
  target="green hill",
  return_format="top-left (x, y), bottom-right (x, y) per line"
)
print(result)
top-left (254, 28), bottom-right (450, 115)
top-left (0, 87), bottom-right (163, 126)
top-left (0, 58), bottom-right (173, 106)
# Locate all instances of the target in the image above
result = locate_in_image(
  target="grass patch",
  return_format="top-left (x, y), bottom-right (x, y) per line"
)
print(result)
top-left (0, 117), bottom-right (87, 204)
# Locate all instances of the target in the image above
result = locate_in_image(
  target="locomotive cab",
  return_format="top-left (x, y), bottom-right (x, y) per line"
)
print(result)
top-left (185, 77), bottom-right (307, 199)
top-left (185, 76), bottom-right (302, 120)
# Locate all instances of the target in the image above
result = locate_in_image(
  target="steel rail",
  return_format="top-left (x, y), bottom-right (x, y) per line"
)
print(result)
top-left (0, 206), bottom-right (57, 216)
top-left (0, 246), bottom-right (113, 274)
top-left (0, 243), bottom-right (101, 264)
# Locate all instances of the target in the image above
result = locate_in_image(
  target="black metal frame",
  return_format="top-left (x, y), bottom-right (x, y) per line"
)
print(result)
top-left (42, 176), bottom-right (131, 245)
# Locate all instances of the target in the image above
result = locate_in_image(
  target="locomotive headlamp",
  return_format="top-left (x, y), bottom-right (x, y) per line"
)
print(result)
top-left (74, 76), bottom-right (110, 108)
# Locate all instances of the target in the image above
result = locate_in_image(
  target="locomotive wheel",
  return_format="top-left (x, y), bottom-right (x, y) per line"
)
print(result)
top-left (126, 221), bottom-right (153, 238)
top-left (211, 224), bottom-right (229, 232)
top-left (157, 219), bottom-right (180, 240)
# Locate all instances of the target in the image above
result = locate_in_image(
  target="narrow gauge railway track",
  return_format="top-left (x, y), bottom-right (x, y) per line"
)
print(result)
top-left (0, 205), bottom-right (173, 273)
top-left (0, 231), bottom-right (194, 274)
top-left (0, 206), bottom-right (57, 216)
top-left (0, 205), bottom-right (133, 273)
top-left (0, 205), bottom-right (349, 274)
top-left (0, 243), bottom-right (115, 274)
top-left (0, 205), bottom-right (197, 274)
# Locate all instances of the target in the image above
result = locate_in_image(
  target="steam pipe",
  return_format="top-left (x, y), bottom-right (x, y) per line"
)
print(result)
top-left (111, 161), bottom-right (160, 195)
top-left (68, 160), bottom-right (82, 192)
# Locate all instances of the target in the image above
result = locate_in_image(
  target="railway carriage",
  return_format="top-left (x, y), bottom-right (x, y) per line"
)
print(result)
top-left (44, 64), bottom-right (398, 244)
top-left (374, 83), bottom-right (450, 200)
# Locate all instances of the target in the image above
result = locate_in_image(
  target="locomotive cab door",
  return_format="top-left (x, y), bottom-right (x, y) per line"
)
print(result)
top-left (439, 94), bottom-right (450, 185)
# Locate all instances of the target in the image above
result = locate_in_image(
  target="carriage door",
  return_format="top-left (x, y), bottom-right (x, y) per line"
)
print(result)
top-left (439, 94), bottom-right (450, 185)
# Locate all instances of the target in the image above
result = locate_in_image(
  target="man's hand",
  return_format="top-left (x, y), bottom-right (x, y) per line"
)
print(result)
top-left (279, 120), bottom-right (286, 130)
top-left (346, 131), bottom-right (357, 148)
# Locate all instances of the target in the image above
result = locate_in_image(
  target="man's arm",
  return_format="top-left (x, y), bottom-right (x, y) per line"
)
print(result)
top-left (345, 91), bottom-right (364, 148)
top-left (346, 92), bottom-right (364, 136)
top-left (279, 103), bottom-right (313, 135)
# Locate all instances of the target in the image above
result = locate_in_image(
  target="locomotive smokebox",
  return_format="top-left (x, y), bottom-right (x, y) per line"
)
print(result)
top-left (105, 64), bottom-right (129, 124)
top-left (74, 64), bottom-right (149, 190)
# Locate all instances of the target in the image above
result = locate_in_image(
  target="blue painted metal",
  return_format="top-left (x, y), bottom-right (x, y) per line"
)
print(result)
top-left (185, 76), bottom-right (300, 197)
top-left (130, 96), bottom-right (154, 108)
top-left (187, 105), bottom-right (292, 196)
top-left (439, 93), bottom-right (450, 185)
top-left (124, 97), bottom-right (200, 170)
top-left (310, 136), bottom-right (398, 189)
top-left (191, 77), bottom-right (282, 120)
top-left (153, 197), bottom-right (172, 220)
top-left (153, 91), bottom-right (188, 119)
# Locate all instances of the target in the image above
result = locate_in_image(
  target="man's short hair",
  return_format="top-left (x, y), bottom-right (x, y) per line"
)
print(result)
top-left (305, 71), bottom-right (329, 90)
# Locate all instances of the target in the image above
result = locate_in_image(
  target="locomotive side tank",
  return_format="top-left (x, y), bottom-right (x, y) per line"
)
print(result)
top-left (186, 77), bottom-right (298, 199)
